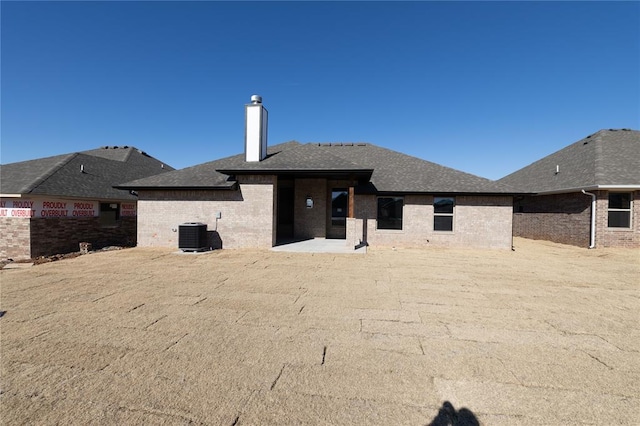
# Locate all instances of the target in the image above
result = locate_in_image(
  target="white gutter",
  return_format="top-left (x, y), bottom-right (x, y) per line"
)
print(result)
top-left (535, 185), bottom-right (640, 196)
top-left (594, 185), bottom-right (640, 189)
top-left (582, 190), bottom-right (596, 249)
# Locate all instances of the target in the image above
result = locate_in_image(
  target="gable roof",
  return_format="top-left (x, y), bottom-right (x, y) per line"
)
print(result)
top-left (498, 129), bottom-right (640, 194)
top-left (1, 146), bottom-right (174, 200)
top-left (120, 141), bottom-right (515, 194)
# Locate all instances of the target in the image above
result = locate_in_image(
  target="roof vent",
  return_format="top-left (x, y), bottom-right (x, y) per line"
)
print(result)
top-left (250, 95), bottom-right (262, 104)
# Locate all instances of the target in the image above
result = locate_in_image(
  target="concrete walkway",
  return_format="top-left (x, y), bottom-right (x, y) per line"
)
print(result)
top-left (271, 238), bottom-right (367, 254)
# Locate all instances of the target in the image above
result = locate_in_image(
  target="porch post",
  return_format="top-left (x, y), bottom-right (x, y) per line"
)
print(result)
top-left (348, 186), bottom-right (355, 218)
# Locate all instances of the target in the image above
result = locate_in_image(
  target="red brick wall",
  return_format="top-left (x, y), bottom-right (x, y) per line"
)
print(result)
top-left (513, 190), bottom-right (640, 248)
top-left (29, 217), bottom-right (136, 257)
top-left (513, 193), bottom-right (591, 247)
top-left (0, 217), bottom-right (31, 260)
top-left (595, 190), bottom-right (640, 248)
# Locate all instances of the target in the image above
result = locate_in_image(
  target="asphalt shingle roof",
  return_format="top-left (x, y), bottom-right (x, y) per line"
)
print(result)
top-left (121, 141), bottom-right (515, 194)
top-left (1, 146), bottom-right (173, 200)
top-left (498, 129), bottom-right (640, 193)
top-left (318, 143), bottom-right (514, 193)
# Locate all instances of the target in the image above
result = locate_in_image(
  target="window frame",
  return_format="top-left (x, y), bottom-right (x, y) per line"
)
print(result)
top-left (376, 196), bottom-right (404, 230)
top-left (99, 202), bottom-right (120, 227)
top-left (433, 196), bottom-right (455, 232)
top-left (607, 192), bottom-right (632, 229)
top-left (331, 188), bottom-right (349, 227)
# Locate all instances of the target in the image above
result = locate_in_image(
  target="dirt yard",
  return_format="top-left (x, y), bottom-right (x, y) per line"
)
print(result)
top-left (1, 238), bottom-right (638, 425)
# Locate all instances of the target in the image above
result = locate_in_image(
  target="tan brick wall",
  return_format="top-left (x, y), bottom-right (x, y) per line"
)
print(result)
top-left (135, 175), bottom-right (512, 250)
top-left (136, 175), bottom-right (276, 249)
top-left (355, 194), bottom-right (513, 249)
top-left (294, 178), bottom-right (327, 239)
top-left (346, 217), bottom-right (364, 248)
top-left (595, 190), bottom-right (640, 248)
top-left (0, 217), bottom-right (31, 260)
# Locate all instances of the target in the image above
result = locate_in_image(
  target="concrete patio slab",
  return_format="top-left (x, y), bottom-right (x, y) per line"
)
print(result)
top-left (271, 238), bottom-right (367, 253)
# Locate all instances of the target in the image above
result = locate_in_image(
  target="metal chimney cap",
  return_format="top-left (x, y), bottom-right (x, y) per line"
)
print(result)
top-left (250, 95), bottom-right (262, 104)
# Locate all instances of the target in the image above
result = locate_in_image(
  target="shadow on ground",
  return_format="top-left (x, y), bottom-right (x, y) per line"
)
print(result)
top-left (427, 401), bottom-right (480, 426)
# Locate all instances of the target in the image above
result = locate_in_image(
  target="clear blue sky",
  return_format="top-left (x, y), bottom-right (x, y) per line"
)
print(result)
top-left (2, 1), bottom-right (639, 180)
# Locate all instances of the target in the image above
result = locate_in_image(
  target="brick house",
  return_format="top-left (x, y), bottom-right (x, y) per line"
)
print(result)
top-left (120, 96), bottom-right (517, 251)
top-left (499, 129), bottom-right (640, 248)
top-left (0, 146), bottom-right (173, 260)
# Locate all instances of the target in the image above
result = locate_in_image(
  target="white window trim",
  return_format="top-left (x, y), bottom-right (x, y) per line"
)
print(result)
top-left (434, 197), bottom-right (455, 233)
top-left (607, 193), bottom-right (632, 230)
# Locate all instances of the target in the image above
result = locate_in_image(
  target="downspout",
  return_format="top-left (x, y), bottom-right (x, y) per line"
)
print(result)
top-left (582, 190), bottom-right (596, 249)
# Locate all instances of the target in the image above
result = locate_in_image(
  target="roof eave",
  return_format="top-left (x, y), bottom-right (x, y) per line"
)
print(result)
top-left (114, 183), bottom-right (238, 191)
top-left (534, 184), bottom-right (640, 195)
top-left (217, 168), bottom-right (374, 183)
top-left (373, 190), bottom-right (524, 196)
top-left (217, 168), bottom-right (373, 175)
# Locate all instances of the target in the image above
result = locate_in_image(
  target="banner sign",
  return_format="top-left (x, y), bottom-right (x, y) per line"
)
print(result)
top-left (0, 198), bottom-right (101, 219)
top-left (120, 202), bottom-right (137, 217)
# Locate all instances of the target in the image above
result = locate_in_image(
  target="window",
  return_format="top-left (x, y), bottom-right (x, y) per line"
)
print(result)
top-left (99, 203), bottom-right (120, 226)
top-left (377, 197), bottom-right (403, 230)
top-left (608, 193), bottom-right (631, 228)
top-left (434, 197), bottom-right (455, 231)
top-left (331, 189), bottom-right (348, 227)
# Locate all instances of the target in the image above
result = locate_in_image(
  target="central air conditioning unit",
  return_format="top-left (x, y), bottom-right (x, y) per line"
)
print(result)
top-left (178, 222), bottom-right (208, 252)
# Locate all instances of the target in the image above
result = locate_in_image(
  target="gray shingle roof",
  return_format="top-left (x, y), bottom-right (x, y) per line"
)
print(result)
top-left (117, 157), bottom-right (235, 190)
top-left (498, 129), bottom-right (640, 193)
top-left (318, 143), bottom-right (514, 193)
top-left (1, 146), bottom-right (174, 200)
top-left (121, 141), bottom-right (515, 194)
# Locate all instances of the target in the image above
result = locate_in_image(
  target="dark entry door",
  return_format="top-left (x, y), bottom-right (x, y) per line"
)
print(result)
top-left (327, 188), bottom-right (348, 239)
top-left (277, 183), bottom-right (295, 240)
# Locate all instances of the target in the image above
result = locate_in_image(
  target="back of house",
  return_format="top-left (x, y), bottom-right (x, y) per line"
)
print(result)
top-left (120, 96), bottom-right (518, 252)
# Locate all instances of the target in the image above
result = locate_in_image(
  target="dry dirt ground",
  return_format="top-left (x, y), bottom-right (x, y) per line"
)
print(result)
top-left (1, 238), bottom-right (638, 425)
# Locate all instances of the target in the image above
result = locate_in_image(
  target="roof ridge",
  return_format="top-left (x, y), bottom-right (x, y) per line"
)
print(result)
top-left (123, 147), bottom-right (134, 162)
top-left (593, 131), bottom-right (606, 184)
top-left (20, 153), bottom-right (78, 193)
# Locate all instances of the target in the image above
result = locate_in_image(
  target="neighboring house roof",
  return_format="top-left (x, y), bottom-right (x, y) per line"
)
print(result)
top-left (0, 146), bottom-right (174, 200)
top-left (498, 129), bottom-right (640, 194)
top-left (120, 141), bottom-right (515, 194)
